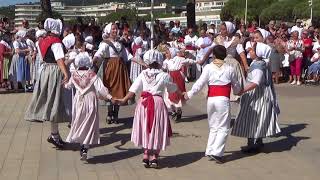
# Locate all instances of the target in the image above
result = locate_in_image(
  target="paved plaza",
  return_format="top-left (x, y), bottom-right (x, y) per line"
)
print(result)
top-left (0, 84), bottom-right (319, 180)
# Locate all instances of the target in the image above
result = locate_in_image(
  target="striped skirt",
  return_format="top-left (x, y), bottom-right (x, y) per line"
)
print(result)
top-left (2, 57), bottom-right (10, 80)
top-left (231, 83), bottom-right (281, 138)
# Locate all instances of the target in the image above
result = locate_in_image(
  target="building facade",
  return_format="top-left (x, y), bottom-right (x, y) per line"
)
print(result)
top-left (15, 0), bottom-right (168, 27)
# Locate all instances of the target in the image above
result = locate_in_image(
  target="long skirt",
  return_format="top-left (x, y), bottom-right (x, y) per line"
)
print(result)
top-left (66, 91), bottom-right (100, 145)
top-left (17, 55), bottom-right (30, 82)
top-left (25, 63), bottom-right (68, 123)
top-left (130, 61), bottom-right (143, 82)
top-left (2, 57), bottom-right (10, 80)
top-left (131, 96), bottom-right (172, 151)
top-left (231, 83), bottom-right (281, 138)
top-left (32, 54), bottom-right (42, 82)
top-left (9, 54), bottom-right (19, 82)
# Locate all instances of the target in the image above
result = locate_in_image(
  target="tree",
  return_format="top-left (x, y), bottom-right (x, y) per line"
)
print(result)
top-left (260, 0), bottom-right (301, 24)
top-left (40, 0), bottom-right (53, 18)
top-left (221, 0), bottom-right (276, 23)
top-left (0, 6), bottom-right (15, 20)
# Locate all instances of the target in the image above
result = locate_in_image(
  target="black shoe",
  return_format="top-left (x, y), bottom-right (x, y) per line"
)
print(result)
top-left (171, 112), bottom-right (177, 122)
top-left (47, 135), bottom-right (65, 149)
top-left (149, 159), bottom-right (159, 168)
top-left (106, 116), bottom-right (112, 124)
top-left (113, 116), bottom-right (119, 124)
top-left (241, 146), bottom-right (261, 154)
top-left (176, 109), bottom-right (182, 121)
top-left (208, 155), bottom-right (224, 164)
top-left (80, 146), bottom-right (88, 161)
top-left (142, 159), bottom-right (149, 168)
top-left (67, 123), bottom-right (71, 129)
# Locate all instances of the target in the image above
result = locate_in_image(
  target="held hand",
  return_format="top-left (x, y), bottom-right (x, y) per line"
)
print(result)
top-left (182, 92), bottom-right (189, 100)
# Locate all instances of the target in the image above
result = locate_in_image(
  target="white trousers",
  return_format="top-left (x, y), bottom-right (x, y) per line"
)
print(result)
top-left (205, 97), bottom-right (231, 157)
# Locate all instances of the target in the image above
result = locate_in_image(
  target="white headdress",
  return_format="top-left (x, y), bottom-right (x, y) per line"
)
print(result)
top-left (134, 37), bottom-right (143, 45)
top-left (35, 29), bottom-right (47, 38)
top-left (85, 36), bottom-right (93, 44)
top-left (224, 21), bottom-right (235, 34)
top-left (102, 23), bottom-right (113, 39)
top-left (16, 30), bottom-right (27, 38)
top-left (258, 28), bottom-right (271, 40)
top-left (143, 49), bottom-right (164, 65)
top-left (74, 52), bottom-right (92, 69)
top-left (169, 48), bottom-right (179, 58)
top-left (62, 33), bottom-right (75, 50)
top-left (44, 18), bottom-right (63, 35)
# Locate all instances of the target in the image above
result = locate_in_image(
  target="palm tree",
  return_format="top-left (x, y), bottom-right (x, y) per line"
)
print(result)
top-left (40, 0), bottom-right (53, 18)
top-left (187, 0), bottom-right (196, 28)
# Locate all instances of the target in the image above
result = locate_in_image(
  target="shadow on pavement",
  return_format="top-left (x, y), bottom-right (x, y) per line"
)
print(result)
top-left (224, 123), bottom-right (310, 163)
top-left (87, 149), bottom-right (142, 164)
top-left (178, 114), bottom-right (207, 123)
top-left (157, 152), bottom-right (204, 169)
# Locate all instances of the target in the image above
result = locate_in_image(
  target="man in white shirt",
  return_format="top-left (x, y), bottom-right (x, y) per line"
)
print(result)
top-left (195, 29), bottom-right (212, 76)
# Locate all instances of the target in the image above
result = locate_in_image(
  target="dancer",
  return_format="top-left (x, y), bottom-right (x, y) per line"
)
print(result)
top-left (184, 45), bottom-right (241, 164)
top-left (118, 49), bottom-right (179, 168)
top-left (163, 48), bottom-right (196, 122)
top-left (25, 18), bottom-right (69, 148)
top-left (93, 23), bottom-right (133, 124)
top-left (65, 52), bottom-right (114, 161)
top-left (231, 42), bottom-right (281, 153)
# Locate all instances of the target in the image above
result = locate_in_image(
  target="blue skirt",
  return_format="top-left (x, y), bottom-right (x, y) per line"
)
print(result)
top-left (17, 55), bottom-right (30, 82)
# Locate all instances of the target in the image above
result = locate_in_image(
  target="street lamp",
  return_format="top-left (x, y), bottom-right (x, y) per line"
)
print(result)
top-left (245, 0), bottom-right (248, 25)
top-left (150, 0), bottom-right (154, 49)
top-left (309, 0), bottom-right (313, 25)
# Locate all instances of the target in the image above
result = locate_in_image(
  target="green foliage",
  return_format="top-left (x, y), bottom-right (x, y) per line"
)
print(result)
top-left (63, 0), bottom-right (186, 6)
top-left (221, 0), bottom-right (276, 22)
top-left (36, 11), bottom-right (62, 22)
top-left (0, 5), bottom-right (15, 19)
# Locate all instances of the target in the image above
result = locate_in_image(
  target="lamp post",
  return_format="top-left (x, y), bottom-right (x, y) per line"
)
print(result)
top-left (309, 0), bottom-right (313, 25)
top-left (150, 0), bottom-right (154, 49)
top-left (245, 0), bottom-right (248, 25)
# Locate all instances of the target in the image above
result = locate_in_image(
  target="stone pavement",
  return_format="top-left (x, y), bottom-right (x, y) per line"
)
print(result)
top-left (0, 84), bottom-right (319, 180)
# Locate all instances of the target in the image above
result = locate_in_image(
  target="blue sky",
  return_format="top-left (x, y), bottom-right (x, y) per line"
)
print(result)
top-left (1, 0), bottom-right (39, 6)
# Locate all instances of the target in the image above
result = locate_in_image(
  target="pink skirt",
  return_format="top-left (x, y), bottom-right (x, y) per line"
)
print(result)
top-left (131, 96), bottom-right (171, 151)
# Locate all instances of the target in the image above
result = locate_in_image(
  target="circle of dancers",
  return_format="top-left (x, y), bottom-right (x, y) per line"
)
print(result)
top-left (24, 18), bottom-right (281, 167)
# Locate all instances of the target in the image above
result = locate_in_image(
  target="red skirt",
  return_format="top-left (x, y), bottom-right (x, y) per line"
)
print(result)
top-left (168, 70), bottom-right (186, 103)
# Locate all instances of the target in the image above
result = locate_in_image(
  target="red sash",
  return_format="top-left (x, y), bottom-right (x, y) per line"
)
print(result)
top-left (168, 70), bottom-right (186, 103)
top-left (185, 45), bottom-right (195, 51)
top-left (208, 84), bottom-right (231, 98)
top-left (39, 36), bottom-right (62, 58)
top-left (132, 44), bottom-right (142, 56)
top-left (141, 92), bottom-right (172, 137)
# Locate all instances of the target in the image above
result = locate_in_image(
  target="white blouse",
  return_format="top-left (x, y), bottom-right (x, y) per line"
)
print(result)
top-left (162, 56), bottom-right (195, 71)
top-left (187, 63), bottom-right (241, 99)
top-left (94, 41), bottom-right (133, 61)
top-left (129, 69), bottom-right (177, 96)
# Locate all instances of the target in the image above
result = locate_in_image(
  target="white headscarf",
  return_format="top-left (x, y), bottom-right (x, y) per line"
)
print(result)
top-left (224, 21), bottom-right (235, 34)
top-left (74, 52), bottom-right (92, 69)
top-left (134, 37), bottom-right (143, 45)
top-left (255, 42), bottom-right (272, 59)
top-left (85, 36), bottom-right (93, 44)
top-left (85, 43), bottom-right (94, 51)
top-left (169, 48), bottom-right (179, 58)
top-left (16, 30), bottom-right (27, 39)
top-left (102, 23), bottom-right (113, 39)
top-left (35, 29), bottom-right (47, 38)
top-left (44, 18), bottom-right (63, 35)
top-left (143, 49), bottom-right (164, 65)
top-left (258, 28), bottom-right (271, 40)
top-left (62, 33), bottom-right (75, 50)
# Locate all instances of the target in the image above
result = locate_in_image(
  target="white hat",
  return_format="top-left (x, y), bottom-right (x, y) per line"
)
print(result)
top-left (62, 33), bottom-right (75, 50)
top-left (143, 49), bottom-right (164, 65)
top-left (207, 29), bottom-right (215, 34)
top-left (85, 43), bottom-right (94, 51)
top-left (103, 23), bottom-right (113, 34)
top-left (35, 29), bottom-right (47, 38)
top-left (257, 28), bottom-right (271, 40)
top-left (74, 52), bottom-right (92, 69)
top-left (134, 37), bottom-right (143, 45)
top-left (169, 47), bottom-right (179, 58)
top-left (16, 30), bottom-right (27, 38)
top-left (224, 21), bottom-right (235, 34)
top-left (255, 42), bottom-right (272, 59)
top-left (85, 36), bottom-right (93, 44)
top-left (44, 18), bottom-right (63, 35)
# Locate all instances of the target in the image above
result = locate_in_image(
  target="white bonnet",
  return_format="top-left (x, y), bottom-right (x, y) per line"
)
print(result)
top-left (62, 33), bottom-right (75, 50)
top-left (44, 18), bottom-right (63, 35)
top-left (143, 49), bottom-right (164, 65)
top-left (169, 47), bottom-right (179, 58)
top-left (35, 29), bottom-right (47, 38)
top-left (16, 30), bottom-right (27, 38)
top-left (224, 21), bottom-right (235, 34)
top-left (134, 36), bottom-right (143, 45)
top-left (85, 36), bottom-right (93, 44)
top-left (257, 28), bottom-right (271, 40)
top-left (74, 52), bottom-right (92, 68)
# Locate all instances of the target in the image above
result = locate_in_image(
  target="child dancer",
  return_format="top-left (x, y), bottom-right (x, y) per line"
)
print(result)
top-left (65, 52), bottom-right (114, 161)
top-left (184, 45), bottom-right (241, 164)
top-left (118, 49), bottom-right (179, 168)
top-left (163, 48), bottom-right (196, 122)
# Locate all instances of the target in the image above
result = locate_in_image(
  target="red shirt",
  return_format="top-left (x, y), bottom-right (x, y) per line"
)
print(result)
top-left (303, 38), bottom-right (313, 58)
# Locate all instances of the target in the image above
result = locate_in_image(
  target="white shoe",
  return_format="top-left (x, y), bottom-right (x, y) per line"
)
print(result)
top-left (297, 81), bottom-right (302, 86)
top-left (290, 80), bottom-right (297, 85)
